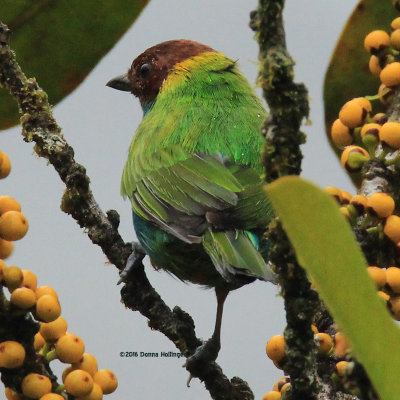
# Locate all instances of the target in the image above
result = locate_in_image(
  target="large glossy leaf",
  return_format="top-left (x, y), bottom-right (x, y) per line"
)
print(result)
top-left (0, 0), bottom-right (149, 130)
top-left (323, 0), bottom-right (395, 157)
top-left (265, 176), bottom-right (400, 400)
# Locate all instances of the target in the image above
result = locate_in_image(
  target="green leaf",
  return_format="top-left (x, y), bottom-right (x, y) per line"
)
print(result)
top-left (0, 0), bottom-right (149, 130)
top-left (323, 0), bottom-right (395, 158)
top-left (265, 176), bottom-right (400, 400)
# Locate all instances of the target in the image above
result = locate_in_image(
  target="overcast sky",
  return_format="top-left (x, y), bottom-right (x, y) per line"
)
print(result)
top-left (1, 1), bottom-right (360, 399)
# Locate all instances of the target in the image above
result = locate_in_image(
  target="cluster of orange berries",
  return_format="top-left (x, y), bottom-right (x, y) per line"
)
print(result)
top-left (326, 187), bottom-right (400, 306)
top-left (331, 98), bottom-right (399, 174)
top-left (368, 265), bottom-right (400, 321)
top-left (1, 261), bottom-right (118, 400)
top-left (0, 150), bottom-right (28, 259)
top-left (365, 17), bottom-right (400, 87)
top-left (1, 261), bottom-right (61, 321)
top-left (34, 317), bottom-right (118, 399)
top-left (325, 187), bottom-right (400, 318)
top-left (1, 152), bottom-right (117, 400)
top-left (330, 18), bottom-right (400, 175)
top-left (324, 187), bottom-right (400, 247)
top-left (263, 326), bottom-right (351, 399)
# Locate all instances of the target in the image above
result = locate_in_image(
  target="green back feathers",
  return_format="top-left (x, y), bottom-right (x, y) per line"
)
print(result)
top-left (121, 51), bottom-right (266, 198)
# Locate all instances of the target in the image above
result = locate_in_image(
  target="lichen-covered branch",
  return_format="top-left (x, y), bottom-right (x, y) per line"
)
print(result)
top-left (251, 0), bottom-right (308, 181)
top-left (251, 1), bottom-right (322, 399)
top-left (265, 222), bottom-right (320, 400)
top-left (0, 21), bottom-right (253, 400)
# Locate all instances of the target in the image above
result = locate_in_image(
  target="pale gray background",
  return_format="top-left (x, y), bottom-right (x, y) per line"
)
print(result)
top-left (1, 0), bottom-right (360, 398)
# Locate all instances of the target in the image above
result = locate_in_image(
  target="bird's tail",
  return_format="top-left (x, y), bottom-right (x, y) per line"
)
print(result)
top-left (202, 229), bottom-right (276, 283)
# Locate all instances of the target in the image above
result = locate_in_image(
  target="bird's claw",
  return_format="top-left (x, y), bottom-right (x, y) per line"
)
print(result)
top-left (118, 242), bottom-right (145, 284)
top-left (183, 336), bottom-right (221, 386)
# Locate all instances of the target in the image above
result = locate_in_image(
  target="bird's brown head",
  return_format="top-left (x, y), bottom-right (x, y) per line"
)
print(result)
top-left (106, 39), bottom-right (214, 109)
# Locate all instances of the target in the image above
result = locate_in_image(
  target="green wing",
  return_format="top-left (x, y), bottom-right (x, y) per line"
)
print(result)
top-left (123, 148), bottom-right (241, 241)
top-left (122, 146), bottom-right (275, 281)
top-left (122, 146), bottom-right (274, 234)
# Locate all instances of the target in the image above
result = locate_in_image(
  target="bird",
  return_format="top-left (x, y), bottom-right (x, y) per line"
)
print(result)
top-left (107, 39), bottom-right (275, 363)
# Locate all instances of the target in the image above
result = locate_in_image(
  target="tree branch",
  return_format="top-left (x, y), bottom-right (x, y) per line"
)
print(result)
top-left (252, 0), bottom-right (308, 181)
top-left (251, 2), bottom-right (322, 399)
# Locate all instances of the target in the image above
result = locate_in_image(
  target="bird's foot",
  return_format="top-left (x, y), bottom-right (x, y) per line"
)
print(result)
top-left (118, 242), bottom-right (146, 284)
top-left (184, 336), bottom-right (221, 386)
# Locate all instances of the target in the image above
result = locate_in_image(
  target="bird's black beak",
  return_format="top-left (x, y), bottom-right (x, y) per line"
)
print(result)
top-left (106, 74), bottom-right (133, 92)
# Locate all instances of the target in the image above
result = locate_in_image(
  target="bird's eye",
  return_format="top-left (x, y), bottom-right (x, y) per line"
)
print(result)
top-left (139, 63), bottom-right (151, 78)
